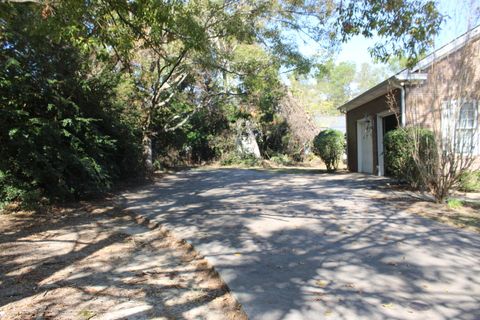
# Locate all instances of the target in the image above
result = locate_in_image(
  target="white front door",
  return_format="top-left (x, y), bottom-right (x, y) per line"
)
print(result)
top-left (357, 119), bottom-right (373, 174)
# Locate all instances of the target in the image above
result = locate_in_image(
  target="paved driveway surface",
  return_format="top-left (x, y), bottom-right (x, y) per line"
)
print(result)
top-left (120, 169), bottom-right (480, 320)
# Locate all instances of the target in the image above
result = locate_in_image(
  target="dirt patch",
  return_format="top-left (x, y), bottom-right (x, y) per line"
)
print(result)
top-left (376, 195), bottom-right (480, 233)
top-left (410, 201), bottom-right (480, 233)
top-left (0, 203), bottom-right (247, 320)
top-left (366, 182), bottom-right (480, 233)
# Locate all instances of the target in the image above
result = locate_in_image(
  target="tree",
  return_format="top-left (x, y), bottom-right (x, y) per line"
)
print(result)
top-left (354, 57), bottom-right (410, 95)
top-left (316, 60), bottom-right (357, 110)
top-left (354, 62), bottom-right (389, 94)
top-left (337, 0), bottom-right (443, 66)
top-left (289, 61), bottom-right (356, 116)
top-left (0, 4), bottom-right (142, 205)
top-left (23, 0), bottom-right (442, 169)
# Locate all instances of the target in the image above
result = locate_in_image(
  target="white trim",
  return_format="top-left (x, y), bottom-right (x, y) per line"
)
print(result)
top-left (376, 115), bottom-right (383, 176)
top-left (395, 72), bottom-right (428, 82)
top-left (456, 99), bottom-right (479, 155)
top-left (441, 99), bottom-right (480, 156)
top-left (377, 110), bottom-right (397, 117)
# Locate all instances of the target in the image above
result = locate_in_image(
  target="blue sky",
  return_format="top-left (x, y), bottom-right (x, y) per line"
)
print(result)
top-left (298, 0), bottom-right (479, 66)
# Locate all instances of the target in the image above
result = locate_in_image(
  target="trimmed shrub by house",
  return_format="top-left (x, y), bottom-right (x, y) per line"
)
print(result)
top-left (384, 128), bottom-right (437, 187)
top-left (458, 170), bottom-right (480, 192)
top-left (312, 129), bottom-right (345, 172)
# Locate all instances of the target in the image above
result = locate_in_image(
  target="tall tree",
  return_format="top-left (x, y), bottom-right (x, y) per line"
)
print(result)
top-left (317, 60), bottom-right (357, 110)
top-left (354, 62), bottom-right (389, 94)
top-left (290, 60), bottom-right (356, 115)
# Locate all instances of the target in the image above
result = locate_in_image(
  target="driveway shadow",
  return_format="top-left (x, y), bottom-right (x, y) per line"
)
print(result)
top-left (120, 168), bottom-right (480, 320)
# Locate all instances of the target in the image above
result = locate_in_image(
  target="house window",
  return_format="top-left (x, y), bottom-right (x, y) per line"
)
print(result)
top-left (456, 102), bottom-right (478, 154)
top-left (441, 100), bottom-right (479, 155)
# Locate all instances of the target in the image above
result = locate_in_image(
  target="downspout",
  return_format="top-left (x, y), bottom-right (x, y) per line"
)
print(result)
top-left (391, 82), bottom-right (406, 127)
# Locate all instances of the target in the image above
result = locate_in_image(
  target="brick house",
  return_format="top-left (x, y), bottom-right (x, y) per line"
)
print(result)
top-left (338, 26), bottom-right (480, 175)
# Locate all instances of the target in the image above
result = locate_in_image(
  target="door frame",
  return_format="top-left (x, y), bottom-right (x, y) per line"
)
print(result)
top-left (357, 118), bottom-right (373, 173)
top-left (376, 110), bottom-right (396, 176)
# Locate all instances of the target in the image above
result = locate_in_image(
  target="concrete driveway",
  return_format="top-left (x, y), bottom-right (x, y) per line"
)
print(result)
top-left (119, 169), bottom-right (480, 320)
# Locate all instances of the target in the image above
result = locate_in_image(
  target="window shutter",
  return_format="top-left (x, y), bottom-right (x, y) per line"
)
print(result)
top-left (441, 100), bottom-right (450, 145)
top-left (441, 100), bottom-right (455, 148)
top-left (475, 100), bottom-right (480, 155)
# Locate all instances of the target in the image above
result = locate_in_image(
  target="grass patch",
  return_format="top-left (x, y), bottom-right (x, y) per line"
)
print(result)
top-left (459, 170), bottom-right (480, 192)
top-left (258, 168), bottom-right (330, 175)
top-left (443, 199), bottom-right (480, 232)
top-left (410, 199), bottom-right (480, 233)
top-left (447, 198), bottom-right (464, 209)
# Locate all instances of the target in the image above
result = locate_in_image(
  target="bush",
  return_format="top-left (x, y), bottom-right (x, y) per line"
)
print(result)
top-left (384, 128), bottom-right (436, 187)
top-left (447, 198), bottom-right (464, 209)
top-left (458, 170), bottom-right (480, 192)
top-left (312, 129), bottom-right (345, 172)
top-left (220, 152), bottom-right (260, 167)
top-left (270, 154), bottom-right (292, 166)
top-left (0, 8), bottom-right (144, 208)
top-left (0, 171), bottom-right (41, 210)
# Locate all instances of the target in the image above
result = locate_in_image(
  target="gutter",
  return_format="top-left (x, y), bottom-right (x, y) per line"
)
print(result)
top-left (391, 71), bottom-right (429, 127)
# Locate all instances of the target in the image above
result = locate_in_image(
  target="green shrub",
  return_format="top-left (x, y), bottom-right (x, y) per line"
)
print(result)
top-left (0, 8), bottom-right (144, 208)
top-left (447, 198), bottom-right (464, 209)
top-left (458, 171), bottom-right (480, 192)
top-left (220, 152), bottom-right (260, 167)
top-left (270, 154), bottom-right (292, 166)
top-left (312, 129), bottom-right (345, 172)
top-left (384, 128), bottom-right (437, 187)
top-left (0, 171), bottom-right (42, 210)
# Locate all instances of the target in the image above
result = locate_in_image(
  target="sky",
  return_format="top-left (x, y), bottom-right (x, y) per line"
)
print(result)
top-left (299, 0), bottom-right (480, 67)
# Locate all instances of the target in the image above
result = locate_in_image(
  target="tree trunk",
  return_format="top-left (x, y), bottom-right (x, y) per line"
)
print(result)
top-left (142, 134), bottom-right (154, 175)
top-left (236, 120), bottom-right (261, 158)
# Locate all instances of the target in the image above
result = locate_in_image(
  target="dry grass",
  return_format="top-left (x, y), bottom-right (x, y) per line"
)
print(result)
top-left (0, 202), bottom-right (246, 320)
top-left (402, 199), bottom-right (480, 233)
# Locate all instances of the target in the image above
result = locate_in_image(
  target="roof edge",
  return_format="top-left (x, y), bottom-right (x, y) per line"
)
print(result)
top-left (411, 25), bottom-right (480, 72)
top-left (338, 72), bottom-right (427, 112)
top-left (337, 24), bottom-right (480, 113)
top-left (338, 77), bottom-right (394, 113)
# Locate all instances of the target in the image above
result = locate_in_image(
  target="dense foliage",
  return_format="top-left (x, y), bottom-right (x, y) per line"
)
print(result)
top-left (312, 129), bottom-right (345, 172)
top-left (384, 128), bottom-right (437, 187)
top-left (0, 5), bottom-right (143, 207)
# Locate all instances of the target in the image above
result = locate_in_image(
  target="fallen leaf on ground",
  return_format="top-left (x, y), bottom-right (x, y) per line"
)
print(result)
top-left (78, 310), bottom-right (96, 320)
top-left (315, 280), bottom-right (329, 287)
